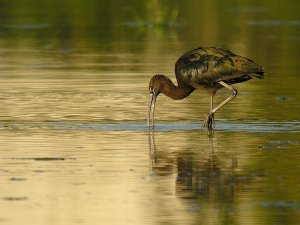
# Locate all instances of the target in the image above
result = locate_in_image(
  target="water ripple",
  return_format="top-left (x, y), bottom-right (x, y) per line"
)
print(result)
top-left (0, 120), bottom-right (299, 133)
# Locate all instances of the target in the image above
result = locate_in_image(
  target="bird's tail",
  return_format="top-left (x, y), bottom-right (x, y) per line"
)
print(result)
top-left (244, 60), bottom-right (265, 79)
top-left (252, 66), bottom-right (265, 79)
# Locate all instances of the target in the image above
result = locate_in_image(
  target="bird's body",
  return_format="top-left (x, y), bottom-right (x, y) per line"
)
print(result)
top-left (175, 47), bottom-right (264, 90)
top-left (148, 47), bottom-right (265, 130)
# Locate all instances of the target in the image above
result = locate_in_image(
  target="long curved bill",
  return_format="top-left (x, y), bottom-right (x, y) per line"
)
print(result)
top-left (148, 93), bottom-right (156, 127)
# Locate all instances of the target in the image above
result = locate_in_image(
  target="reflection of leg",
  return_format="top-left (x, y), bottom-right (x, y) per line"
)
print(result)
top-left (208, 133), bottom-right (214, 153)
top-left (210, 81), bottom-right (238, 114)
top-left (204, 113), bottom-right (214, 130)
top-left (209, 92), bottom-right (215, 127)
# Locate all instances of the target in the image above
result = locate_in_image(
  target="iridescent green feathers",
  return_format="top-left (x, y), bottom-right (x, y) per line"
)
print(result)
top-left (175, 47), bottom-right (265, 88)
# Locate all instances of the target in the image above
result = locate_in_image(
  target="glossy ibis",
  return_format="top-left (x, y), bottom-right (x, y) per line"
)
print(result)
top-left (148, 47), bottom-right (265, 130)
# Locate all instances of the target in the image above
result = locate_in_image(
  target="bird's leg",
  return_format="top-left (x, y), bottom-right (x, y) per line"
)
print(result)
top-left (210, 81), bottom-right (238, 115)
top-left (204, 92), bottom-right (215, 129)
top-left (209, 92), bottom-right (215, 127)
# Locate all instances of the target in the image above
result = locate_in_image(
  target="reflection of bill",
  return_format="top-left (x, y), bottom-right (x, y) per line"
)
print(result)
top-left (148, 128), bottom-right (157, 171)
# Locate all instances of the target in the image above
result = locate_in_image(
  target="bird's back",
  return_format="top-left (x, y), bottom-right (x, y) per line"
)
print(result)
top-left (175, 47), bottom-right (265, 89)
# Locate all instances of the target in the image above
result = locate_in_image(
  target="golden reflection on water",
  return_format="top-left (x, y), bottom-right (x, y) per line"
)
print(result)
top-left (0, 129), bottom-right (199, 225)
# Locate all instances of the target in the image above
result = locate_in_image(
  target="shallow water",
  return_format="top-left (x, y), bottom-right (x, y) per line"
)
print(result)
top-left (0, 1), bottom-right (300, 225)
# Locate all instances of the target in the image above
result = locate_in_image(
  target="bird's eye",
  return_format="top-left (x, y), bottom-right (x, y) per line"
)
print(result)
top-left (149, 88), bottom-right (154, 94)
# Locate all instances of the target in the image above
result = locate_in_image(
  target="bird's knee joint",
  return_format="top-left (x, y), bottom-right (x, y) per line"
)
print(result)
top-left (231, 89), bottom-right (238, 98)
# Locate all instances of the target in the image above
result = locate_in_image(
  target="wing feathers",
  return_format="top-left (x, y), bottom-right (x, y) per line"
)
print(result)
top-left (175, 47), bottom-right (265, 86)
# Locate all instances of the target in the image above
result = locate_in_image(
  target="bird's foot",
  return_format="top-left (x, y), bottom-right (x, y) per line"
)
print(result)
top-left (203, 113), bottom-right (215, 130)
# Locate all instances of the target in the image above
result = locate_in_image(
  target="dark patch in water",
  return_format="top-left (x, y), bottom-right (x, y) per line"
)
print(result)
top-left (3, 197), bottom-right (28, 201)
top-left (10, 157), bottom-right (74, 161)
top-left (275, 96), bottom-right (290, 101)
top-left (33, 157), bottom-right (66, 161)
top-left (33, 170), bottom-right (56, 173)
top-left (10, 177), bottom-right (26, 181)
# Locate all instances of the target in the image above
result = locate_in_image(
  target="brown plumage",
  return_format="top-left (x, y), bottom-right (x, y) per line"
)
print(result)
top-left (148, 47), bottom-right (265, 130)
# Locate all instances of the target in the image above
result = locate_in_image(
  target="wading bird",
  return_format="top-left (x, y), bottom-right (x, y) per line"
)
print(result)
top-left (148, 47), bottom-right (265, 130)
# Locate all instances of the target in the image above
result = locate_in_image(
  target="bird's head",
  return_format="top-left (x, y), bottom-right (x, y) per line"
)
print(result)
top-left (148, 74), bottom-right (168, 96)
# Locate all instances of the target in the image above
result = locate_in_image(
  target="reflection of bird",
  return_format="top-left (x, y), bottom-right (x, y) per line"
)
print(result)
top-left (148, 47), bottom-right (265, 130)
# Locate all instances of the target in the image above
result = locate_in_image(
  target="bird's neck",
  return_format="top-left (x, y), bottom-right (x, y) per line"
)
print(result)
top-left (162, 79), bottom-right (194, 100)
